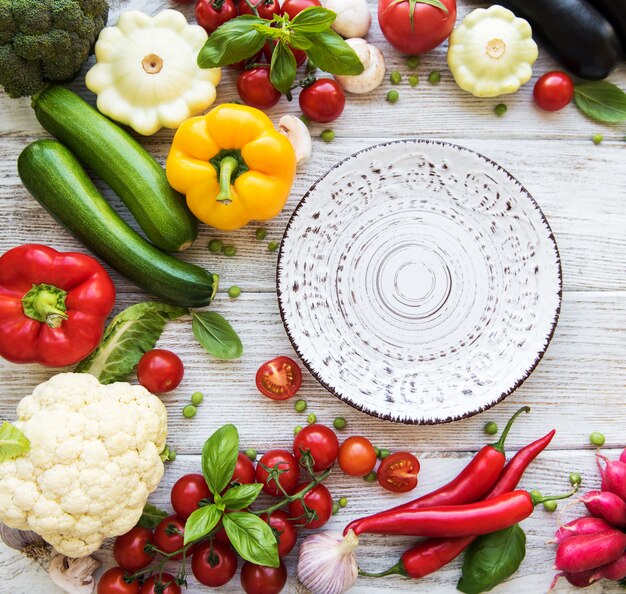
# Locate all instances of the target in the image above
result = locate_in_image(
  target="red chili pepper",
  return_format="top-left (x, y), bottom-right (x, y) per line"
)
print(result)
top-left (0, 244), bottom-right (115, 367)
top-left (344, 406), bottom-right (530, 537)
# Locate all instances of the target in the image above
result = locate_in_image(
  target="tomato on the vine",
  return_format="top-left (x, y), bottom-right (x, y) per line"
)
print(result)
top-left (195, 0), bottom-right (238, 34)
top-left (137, 349), bottom-right (184, 394)
top-left (289, 483), bottom-right (333, 529)
top-left (97, 568), bottom-right (139, 594)
top-left (255, 449), bottom-right (300, 496)
top-left (232, 452), bottom-right (256, 485)
top-left (238, 67), bottom-right (282, 110)
top-left (378, 0), bottom-right (457, 55)
top-left (260, 510), bottom-right (298, 556)
top-left (534, 71), bottom-right (575, 112)
top-left (241, 560), bottom-right (288, 594)
top-left (170, 473), bottom-right (211, 519)
top-left (113, 527), bottom-right (155, 572)
top-left (293, 424), bottom-right (339, 471)
top-left (255, 356), bottom-right (302, 400)
top-left (281, 0), bottom-right (321, 19)
top-left (239, 0), bottom-right (281, 19)
top-left (338, 436), bottom-right (377, 477)
top-left (377, 452), bottom-right (421, 493)
top-left (192, 540), bottom-right (238, 587)
top-left (139, 574), bottom-right (181, 594)
top-left (154, 515), bottom-right (188, 560)
top-left (299, 79), bottom-right (346, 123)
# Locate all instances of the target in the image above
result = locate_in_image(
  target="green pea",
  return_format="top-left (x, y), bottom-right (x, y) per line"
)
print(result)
top-left (321, 129), bottom-right (335, 143)
top-left (333, 417), bottom-right (347, 430)
top-left (494, 103), bottom-right (508, 117)
top-left (245, 448), bottom-right (257, 461)
top-left (307, 413), bottom-right (317, 424)
top-left (191, 391), bottom-right (204, 405)
top-left (228, 286), bottom-right (241, 299)
top-left (386, 90), bottom-right (399, 104)
top-left (406, 56), bottom-right (420, 70)
top-left (255, 228), bottom-right (267, 241)
top-left (332, 502), bottom-right (340, 515)
top-left (223, 245), bottom-right (236, 257)
top-left (592, 133), bottom-right (603, 145)
top-left (590, 432), bottom-right (605, 446)
top-left (543, 500), bottom-right (558, 512)
top-left (529, 489), bottom-right (542, 500)
top-left (373, 446), bottom-right (380, 458)
top-left (428, 70), bottom-right (441, 84)
top-left (294, 425), bottom-right (303, 435)
top-left (182, 404), bottom-right (197, 419)
top-left (208, 239), bottom-right (223, 253)
top-left (363, 471), bottom-right (378, 483)
top-left (408, 75), bottom-right (419, 88)
top-left (300, 115), bottom-right (310, 126)
top-left (268, 241), bottom-right (279, 252)
top-left (338, 497), bottom-right (348, 508)
top-left (390, 70), bottom-right (402, 85)
top-left (295, 399), bottom-right (307, 413)
top-left (484, 421), bottom-right (498, 436)
top-left (569, 472), bottom-right (582, 486)
top-left (379, 449), bottom-right (391, 459)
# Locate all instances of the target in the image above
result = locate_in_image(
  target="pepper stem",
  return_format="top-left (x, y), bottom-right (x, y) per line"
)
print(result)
top-left (358, 560), bottom-right (405, 578)
top-left (492, 406), bottom-right (531, 453)
top-left (215, 156), bottom-right (238, 204)
top-left (21, 283), bottom-right (68, 328)
top-left (531, 483), bottom-right (579, 506)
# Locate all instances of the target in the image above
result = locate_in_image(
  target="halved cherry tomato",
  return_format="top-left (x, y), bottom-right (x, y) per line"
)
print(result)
top-left (533, 71), bottom-right (575, 112)
top-left (289, 483), bottom-right (333, 529)
top-left (281, 0), bottom-right (321, 19)
top-left (195, 0), bottom-right (238, 34)
top-left (113, 527), bottom-right (155, 572)
top-left (256, 356), bottom-right (302, 400)
top-left (239, 0), bottom-right (281, 18)
top-left (238, 67), bottom-right (282, 110)
top-left (337, 436), bottom-right (377, 477)
top-left (97, 568), bottom-right (139, 594)
top-left (192, 540), bottom-right (238, 587)
top-left (293, 424), bottom-right (338, 471)
top-left (240, 560), bottom-right (287, 594)
top-left (377, 452), bottom-right (421, 493)
top-left (139, 574), bottom-right (180, 594)
top-left (170, 473), bottom-right (211, 519)
top-left (154, 515), bottom-right (188, 560)
top-left (255, 449), bottom-right (300, 496)
top-left (137, 349), bottom-right (184, 394)
top-left (299, 79), bottom-right (345, 123)
top-left (260, 510), bottom-right (298, 556)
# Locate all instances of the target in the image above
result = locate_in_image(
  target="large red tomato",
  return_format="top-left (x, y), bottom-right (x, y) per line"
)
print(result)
top-left (378, 0), bottom-right (457, 55)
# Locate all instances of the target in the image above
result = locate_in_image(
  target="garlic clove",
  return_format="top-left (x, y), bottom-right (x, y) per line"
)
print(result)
top-left (48, 554), bottom-right (101, 594)
top-left (297, 530), bottom-right (359, 594)
top-left (278, 115), bottom-right (312, 165)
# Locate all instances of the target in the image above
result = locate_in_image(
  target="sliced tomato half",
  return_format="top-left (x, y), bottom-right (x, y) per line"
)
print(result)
top-left (255, 356), bottom-right (302, 400)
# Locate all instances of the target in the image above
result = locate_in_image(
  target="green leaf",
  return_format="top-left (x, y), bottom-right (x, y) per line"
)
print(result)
top-left (198, 16), bottom-right (268, 68)
top-left (304, 30), bottom-right (364, 75)
top-left (574, 81), bottom-right (626, 123)
top-left (291, 6), bottom-right (336, 33)
top-left (457, 525), bottom-right (526, 594)
top-left (184, 504), bottom-right (223, 545)
top-left (222, 483), bottom-right (263, 510)
top-left (137, 503), bottom-right (168, 529)
top-left (0, 422), bottom-right (30, 462)
top-left (202, 424), bottom-right (239, 496)
top-left (192, 311), bottom-right (243, 360)
top-left (223, 512), bottom-right (279, 567)
top-left (254, 23), bottom-right (283, 39)
top-left (270, 42), bottom-right (297, 95)
top-left (75, 302), bottom-right (187, 384)
top-left (290, 31), bottom-right (313, 50)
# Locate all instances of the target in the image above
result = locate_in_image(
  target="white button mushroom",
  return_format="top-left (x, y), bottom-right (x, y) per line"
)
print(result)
top-left (334, 39), bottom-right (386, 94)
top-left (278, 115), bottom-right (312, 165)
top-left (323, 0), bottom-right (371, 38)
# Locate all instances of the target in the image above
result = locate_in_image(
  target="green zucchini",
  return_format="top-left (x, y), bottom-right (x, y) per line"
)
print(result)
top-left (31, 85), bottom-right (197, 253)
top-left (18, 140), bottom-right (218, 308)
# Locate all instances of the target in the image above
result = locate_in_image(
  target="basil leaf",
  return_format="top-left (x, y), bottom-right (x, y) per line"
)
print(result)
top-left (222, 483), bottom-right (263, 510)
top-left (75, 302), bottom-right (187, 384)
top-left (304, 30), bottom-right (364, 75)
top-left (0, 422), bottom-right (30, 462)
top-left (574, 81), bottom-right (626, 123)
top-left (184, 504), bottom-right (222, 545)
top-left (198, 16), bottom-right (268, 68)
top-left (290, 31), bottom-right (313, 50)
top-left (291, 6), bottom-right (336, 33)
top-left (137, 503), bottom-right (168, 529)
top-left (192, 311), bottom-right (243, 360)
top-left (254, 23), bottom-right (283, 39)
top-left (457, 525), bottom-right (526, 594)
top-left (223, 512), bottom-right (280, 567)
top-left (270, 42), bottom-right (297, 95)
top-left (202, 424), bottom-right (239, 496)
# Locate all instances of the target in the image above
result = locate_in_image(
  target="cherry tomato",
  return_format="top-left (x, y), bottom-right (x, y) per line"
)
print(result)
top-left (299, 79), bottom-right (346, 123)
top-left (289, 483), bottom-right (333, 529)
top-left (97, 568), bottom-right (139, 594)
top-left (255, 449), bottom-right (300, 496)
top-left (137, 349), bottom-right (184, 394)
top-left (338, 436), bottom-right (377, 477)
top-left (195, 0), bottom-right (238, 34)
top-left (239, 0), bottom-right (281, 18)
top-left (378, 0), bottom-right (456, 55)
top-left (533, 71), bottom-right (575, 112)
top-left (260, 510), bottom-right (298, 557)
top-left (113, 527), bottom-right (155, 572)
top-left (241, 560), bottom-right (288, 594)
top-left (139, 574), bottom-right (180, 594)
top-left (170, 473), bottom-right (211, 519)
top-left (192, 540), bottom-right (238, 587)
top-left (293, 424), bottom-right (339, 471)
top-left (377, 452), bottom-right (421, 493)
top-left (281, 0), bottom-right (321, 19)
top-left (154, 515), bottom-right (188, 560)
top-left (232, 452), bottom-right (256, 485)
top-left (255, 356), bottom-right (302, 400)
top-left (237, 67), bottom-right (282, 110)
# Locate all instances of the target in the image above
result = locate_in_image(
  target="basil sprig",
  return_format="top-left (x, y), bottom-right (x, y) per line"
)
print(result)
top-left (574, 81), bottom-right (626, 124)
top-left (197, 7), bottom-right (363, 94)
top-left (192, 311), bottom-right (243, 360)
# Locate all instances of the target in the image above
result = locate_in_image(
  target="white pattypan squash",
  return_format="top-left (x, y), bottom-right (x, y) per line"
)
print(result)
top-left (447, 5), bottom-right (538, 98)
top-left (86, 10), bottom-right (221, 135)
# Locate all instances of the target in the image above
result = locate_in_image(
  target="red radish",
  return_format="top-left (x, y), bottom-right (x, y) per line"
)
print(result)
top-left (555, 530), bottom-right (626, 573)
top-left (582, 490), bottom-right (626, 527)
top-left (597, 454), bottom-right (626, 501)
top-left (590, 552), bottom-right (626, 581)
top-left (553, 516), bottom-right (614, 544)
top-left (549, 570), bottom-right (598, 590)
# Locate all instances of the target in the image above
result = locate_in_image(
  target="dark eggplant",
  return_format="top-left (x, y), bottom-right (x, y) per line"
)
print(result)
top-left (586, 0), bottom-right (626, 57)
top-left (499, 0), bottom-right (622, 80)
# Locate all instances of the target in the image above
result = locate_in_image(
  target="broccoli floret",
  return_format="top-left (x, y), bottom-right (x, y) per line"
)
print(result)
top-left (0, 0), bottom-right (109, 98)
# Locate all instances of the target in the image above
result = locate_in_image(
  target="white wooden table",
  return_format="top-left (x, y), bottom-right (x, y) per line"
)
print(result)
top-left (1, 1), bottom-right (625, 592)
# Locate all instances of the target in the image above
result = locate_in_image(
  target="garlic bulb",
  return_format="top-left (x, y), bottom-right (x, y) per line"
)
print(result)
top-left (297, 530), bottom-right (359, 594)
top-left (48, 554), bottom-right (101, 594)
top-left (0, 521), bottom-right (50, 562)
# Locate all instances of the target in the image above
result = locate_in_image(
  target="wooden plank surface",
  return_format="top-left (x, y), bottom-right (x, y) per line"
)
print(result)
top-left (1, 0), bottom-right (625, 592)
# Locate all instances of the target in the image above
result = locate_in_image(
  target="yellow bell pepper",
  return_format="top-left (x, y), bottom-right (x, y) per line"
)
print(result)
top-left (166, 104), bottom-right (297, 231)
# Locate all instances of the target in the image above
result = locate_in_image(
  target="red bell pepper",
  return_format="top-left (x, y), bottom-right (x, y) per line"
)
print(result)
top-left (0, 244), bottom-right (115, 367)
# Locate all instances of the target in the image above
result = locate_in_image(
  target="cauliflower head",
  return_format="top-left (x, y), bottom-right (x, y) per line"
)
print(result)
top-left (0, 372), bottom-right (167, 557)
